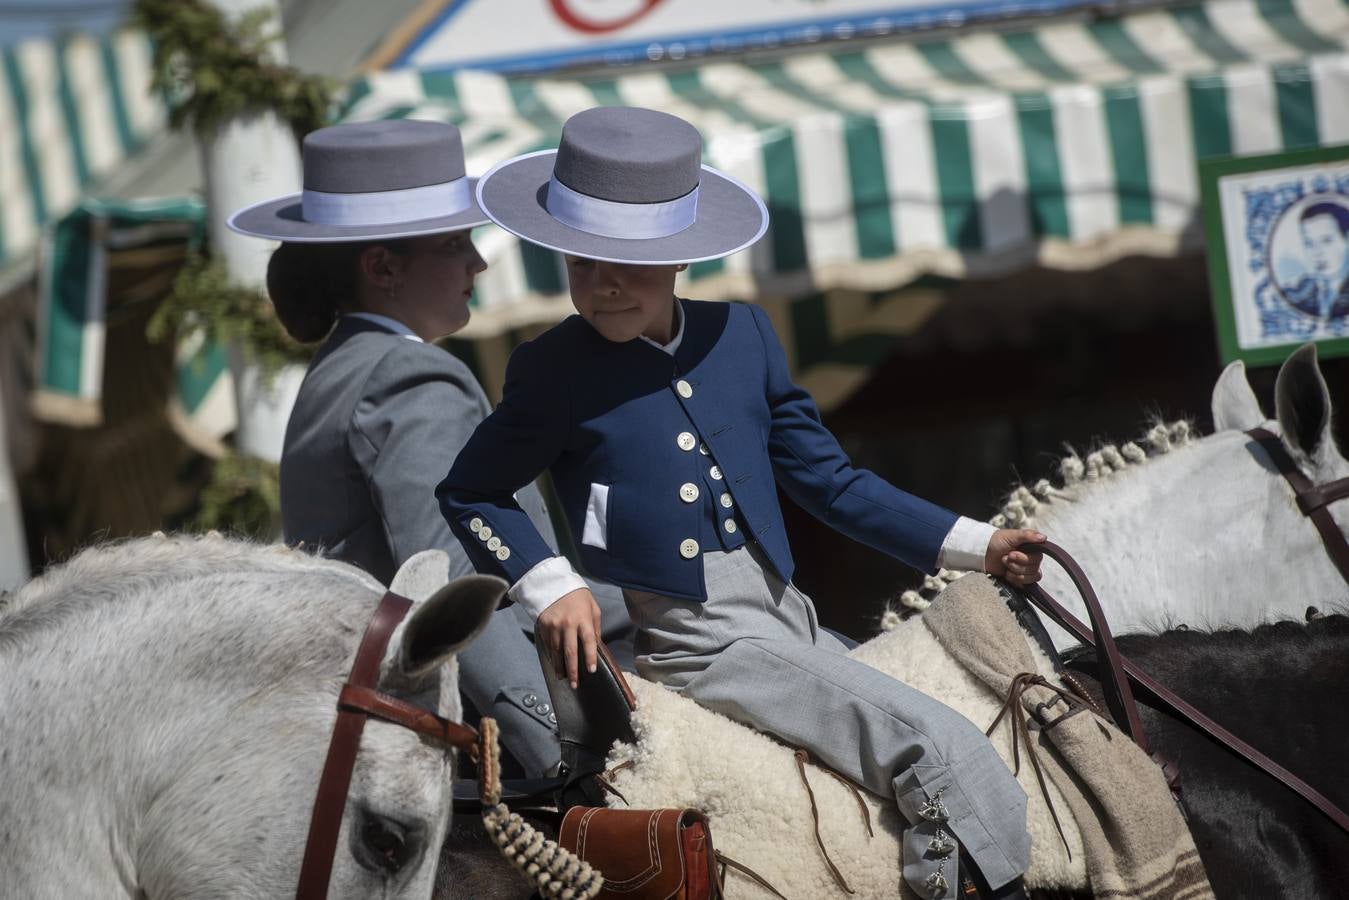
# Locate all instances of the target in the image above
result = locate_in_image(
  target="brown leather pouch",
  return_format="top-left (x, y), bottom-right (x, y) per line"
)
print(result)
top-left (558, 807), bottom-right (719, 899)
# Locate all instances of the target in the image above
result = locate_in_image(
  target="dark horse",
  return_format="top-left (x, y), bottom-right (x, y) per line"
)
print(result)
top-left (1060, 613), bottom-right (1349, 900)
top-left (432, 613), bottom-right (1349, 899)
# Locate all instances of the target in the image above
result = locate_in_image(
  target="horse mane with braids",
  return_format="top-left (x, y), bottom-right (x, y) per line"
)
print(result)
top-left (881, 419), bottom-right (1198, 627)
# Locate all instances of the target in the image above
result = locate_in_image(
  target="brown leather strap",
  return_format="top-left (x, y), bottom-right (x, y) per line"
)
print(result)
top-left (985, 672), bottom-right (1077, 859)
top-left (338, 685), bottom-right (478, 754)
top-left (715, 850), bottom-right (791, 900)
top-left (1247, 427), bottom-right (1349, 587)
top-left (1020, 545), bottom-right (1349, 837)
top-left (295, 592), bottom-right (411, 900)
top-left (792, 749), bottom-right (857, 895)
top-left (1024, 542), bottom-right (1148, 754)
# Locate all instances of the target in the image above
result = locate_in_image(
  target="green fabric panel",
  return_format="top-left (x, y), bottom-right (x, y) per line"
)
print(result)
top-left (687, 257), bottom-right (725, 280)
top-left (41, 210), bottom-right (94, 395)
top-left (581, 77), bottom-right (622, 107)
top-left (1102, 85), bottom-right (1153, 225)
top-left (55, 40), bottom-right (91, 186)
top-left (831, 51), bottom-right (923, 100)
top-left (749, 60), bottom-right (838, 113)
top-left (1169, 5), bottom-right (1248, 64)
top-left (1001, 32), bottom-right (1078, 83)
top-left (843, 117), bottom-right (896, 258)
top-left (1274, 63), bottom-right (1319, 149)
top-left (790, 293), bottom-right (830, 368)
top-left (3, 47), bottom-right (47, 224)
top-left (665, 69), bottom-right (767, 125)
top-left (1255, 0), bottom-right (1342, 53)
top-left (762, 130), bottom-right (808, 272)
top-left (98, 38), bottom-right (135, 153)
top-left (1187, 75), bottom-right (1232, 159)
top-left (1016, 94), bottom-right (1070, 238)
top-left (507, 77), bottom-right (559, 126)
top-left (520, 242), bottom-right (564, 294)
top-left (175, 339), bottom-right (228, 414)
top-left (419, 70), bottom-right (460, 107)
top-left (1089, 20), bottom-right (1166, 74)
top-left (930, 111), bottom-right (982, 249)
top-left (375, 104), bottom-right (417, 121)
top-left (916, 41), bottom-right (985, 85)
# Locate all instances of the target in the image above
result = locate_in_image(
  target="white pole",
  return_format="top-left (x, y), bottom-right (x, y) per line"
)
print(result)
top-left (0, 367), bottom-right (29, 591)
top-left (198, 0), bottom-right (306, 464)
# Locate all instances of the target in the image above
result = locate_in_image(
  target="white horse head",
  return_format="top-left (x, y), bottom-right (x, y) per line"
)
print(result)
top-left (0, 535), bottom-right (501, 899)
top-left (960, 344), bottom-right (1348, 648)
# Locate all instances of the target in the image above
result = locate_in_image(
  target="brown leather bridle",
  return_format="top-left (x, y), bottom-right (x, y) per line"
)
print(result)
top-left (295, 591), bottom-right (481, 900)
top-left (1246, 426), bottom-right (1349, 586)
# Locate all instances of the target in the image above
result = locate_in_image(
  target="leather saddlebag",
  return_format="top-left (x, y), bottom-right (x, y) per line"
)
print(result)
top-left (558, 807), bottom-right (719, 899)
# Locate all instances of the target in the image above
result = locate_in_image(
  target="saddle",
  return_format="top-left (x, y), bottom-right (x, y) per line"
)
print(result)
top-left (451, 638), bottom-right (637, 812)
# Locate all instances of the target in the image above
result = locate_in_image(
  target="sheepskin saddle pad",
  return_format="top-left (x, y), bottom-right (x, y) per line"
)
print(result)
top-left (603, 575), bottom-right (1209, 899)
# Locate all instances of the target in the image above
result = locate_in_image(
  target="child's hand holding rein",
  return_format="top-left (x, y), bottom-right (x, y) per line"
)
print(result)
top-left (537, 587), bottom-right (603, 688)
top-left (985, 528), bottom-right (1046, 585)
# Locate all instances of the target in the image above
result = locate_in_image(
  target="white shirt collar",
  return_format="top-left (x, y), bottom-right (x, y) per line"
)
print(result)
top-left (345, 312), bottom-right (423, 342)
top-left (638, 299), bottom-right (684, 356)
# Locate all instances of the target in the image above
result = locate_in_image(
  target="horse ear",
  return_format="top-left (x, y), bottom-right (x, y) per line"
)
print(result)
top-left (1211, 360), bottom-right (1265, 432)
top-left (390, 549), bottom-right (451, 602)
top-left (391, 574), bottom-right (506, 681)
top-left (1275, 343), bottom-right (1335, 466)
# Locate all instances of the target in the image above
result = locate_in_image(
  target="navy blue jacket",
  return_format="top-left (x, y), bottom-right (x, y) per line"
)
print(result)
top-left (437, 299), bottom-right (958, 603)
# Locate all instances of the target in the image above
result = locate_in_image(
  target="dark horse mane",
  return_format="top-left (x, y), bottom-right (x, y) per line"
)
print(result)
top-left (1062, 613), bottom-right (1349, 900)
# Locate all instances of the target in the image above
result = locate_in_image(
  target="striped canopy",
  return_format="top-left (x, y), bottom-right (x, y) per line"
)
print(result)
top-left (341, 0), bottom-right (1349, 339)
top-left (0, 30), bottom-right (165, 272)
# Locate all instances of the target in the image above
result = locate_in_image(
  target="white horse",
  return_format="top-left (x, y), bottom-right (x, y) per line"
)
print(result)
top-left (903, 344), bottom-right (1349, 649)
top-left (0, 534), bottom-right (502, 900)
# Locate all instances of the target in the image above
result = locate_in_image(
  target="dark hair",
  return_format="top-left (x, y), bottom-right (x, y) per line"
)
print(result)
top-left (266, 239), bottom-right (413, 343)
top-left (1299, 201), bottom-right (1349, 237)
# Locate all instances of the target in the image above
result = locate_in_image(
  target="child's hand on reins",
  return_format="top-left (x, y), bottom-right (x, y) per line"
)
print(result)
top-left (985, 529), bottom-right (1046, 585)
top-left (537, 587), bottom-right (603, 689)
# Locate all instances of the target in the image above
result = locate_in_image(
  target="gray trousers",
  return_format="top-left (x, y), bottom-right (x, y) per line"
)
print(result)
top-left (625, 544), bottom-right (1029, 897)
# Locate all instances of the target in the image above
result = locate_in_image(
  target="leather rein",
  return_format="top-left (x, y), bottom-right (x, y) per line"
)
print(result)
top-left (295, 591), bottom-right (482, 900)
top-left (1022, 503), bottom-right (1349, 835)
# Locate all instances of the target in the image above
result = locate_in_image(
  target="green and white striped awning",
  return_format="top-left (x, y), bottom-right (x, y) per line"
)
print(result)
top-left (1, 29), bottom-right (166, 272)
top-left (341, 0), bottom-right (1349, 339)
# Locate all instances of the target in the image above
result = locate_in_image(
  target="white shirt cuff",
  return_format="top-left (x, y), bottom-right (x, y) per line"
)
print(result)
top-left (509, 556), bottom-right (589, 621)
top-left (937, 517), bottom-right (997, 572)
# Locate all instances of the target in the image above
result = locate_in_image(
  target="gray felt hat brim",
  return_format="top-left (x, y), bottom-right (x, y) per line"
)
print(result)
top-left (476, 150), bottom-right (769, 265)
top-left (226, 178), bottom-right (489, 243)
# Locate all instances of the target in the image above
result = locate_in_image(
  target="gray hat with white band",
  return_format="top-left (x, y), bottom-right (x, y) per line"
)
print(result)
top-left (475, 106), bottom-right (768, 265)
top-left (227, 119), bottom-right (489, 242)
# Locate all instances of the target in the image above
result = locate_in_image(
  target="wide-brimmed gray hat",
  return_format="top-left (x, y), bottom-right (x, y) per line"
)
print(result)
top-left (475, 106), bottom-right (768, 265)
top-left (227, 119), bottom-right (489, 243)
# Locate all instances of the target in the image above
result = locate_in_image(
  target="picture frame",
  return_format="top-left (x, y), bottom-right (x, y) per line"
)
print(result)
top-left (1200, 143), bottom-right (1349, 367)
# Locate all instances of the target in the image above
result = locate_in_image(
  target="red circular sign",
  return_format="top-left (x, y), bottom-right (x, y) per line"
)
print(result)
top-left (548, 0), bottom-right (666, 34)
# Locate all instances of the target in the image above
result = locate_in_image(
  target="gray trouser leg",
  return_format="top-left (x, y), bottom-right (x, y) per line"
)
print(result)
top-left (627, 544), bottom-right (1029, 895)
top-left (681, 636), bottom-right (1030, 891)
top-left (455, 604), bottom-right (560, 778)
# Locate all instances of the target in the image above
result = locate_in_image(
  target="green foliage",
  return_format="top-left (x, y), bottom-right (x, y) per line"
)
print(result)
top-left (147, 252), bottom-right (311, 379)
top-left (193, 452), bottom-right (282, 537)
top-left (133, 0), bottom-right (334, 136)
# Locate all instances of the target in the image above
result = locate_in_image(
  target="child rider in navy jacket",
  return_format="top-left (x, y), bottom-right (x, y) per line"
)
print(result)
top-left (438, 106), bottom-right (1044, 900)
